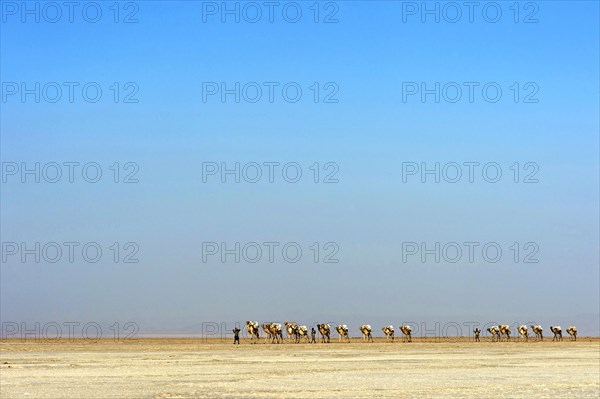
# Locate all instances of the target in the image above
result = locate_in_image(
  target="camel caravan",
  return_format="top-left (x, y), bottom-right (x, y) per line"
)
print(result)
top-left (238, 321), bottom-right (579, 344)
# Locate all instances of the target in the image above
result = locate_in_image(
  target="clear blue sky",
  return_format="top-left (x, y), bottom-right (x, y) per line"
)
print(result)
top-left (1, 1), bottom-right (598, 336)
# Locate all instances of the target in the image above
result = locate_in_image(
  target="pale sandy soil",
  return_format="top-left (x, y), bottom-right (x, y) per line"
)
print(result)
top-left (1, 338), bottom-right (599, 399)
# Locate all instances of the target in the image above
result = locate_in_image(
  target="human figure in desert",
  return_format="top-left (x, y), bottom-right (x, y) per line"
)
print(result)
top-left (473, 328), bottom-right (481, 342)
top-left (233, 328), bottom-right (241, 345)
top-left (310, 327), bottom-right (317, 343)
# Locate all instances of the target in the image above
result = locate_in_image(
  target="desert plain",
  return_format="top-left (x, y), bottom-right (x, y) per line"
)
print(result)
top-left (1, 337), bottom-right (599, 398)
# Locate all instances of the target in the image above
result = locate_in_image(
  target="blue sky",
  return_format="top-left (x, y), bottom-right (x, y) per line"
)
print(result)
top-left (1, 1), bottom-right (599, 336)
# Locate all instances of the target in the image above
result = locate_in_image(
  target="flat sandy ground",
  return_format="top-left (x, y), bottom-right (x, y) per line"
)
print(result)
top-left (1, 338), bottom-right (599, 398)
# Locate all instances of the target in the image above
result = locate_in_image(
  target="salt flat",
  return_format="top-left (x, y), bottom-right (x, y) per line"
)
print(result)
top-left (1, 338), bottom-right (599, 398)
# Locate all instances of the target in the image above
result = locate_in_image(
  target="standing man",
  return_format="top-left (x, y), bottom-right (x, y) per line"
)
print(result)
top-left (310, 327), bottom-right (317, 344)
top-left (233, 327), bottom-right (241, 345)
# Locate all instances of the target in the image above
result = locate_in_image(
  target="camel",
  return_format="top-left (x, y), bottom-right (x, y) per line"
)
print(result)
top-left (499, 325), bottom-right (511, 341)
top-left (550, 326), bottom-right (562, 341)
top-left (399, 325), bottom-right (412, 342)
top-left (336, 324), bottom-right (350, 342)
top-left (518, 325), bottom-right (528, 341)
top-left (245, 321), bottom-right (260, 343)
top-left (261, 323), bottom-right (273, 343)
top-left (261, 322), bottom-right (283, 343)
top-left (269, 323), bottom-right (283, 343)
top-left (530, 325), bottom-right (543, 340)
top-left (297, 325), bottom-right (309, 342)
top-left (359, 325), bottom-right (373, 342)
top-left (566, 326), bottom-right (577, 341)
top-left (284, 322), bottom-right (299, 343)
top-left (487, 326), bottom-right (500, 342)
top-left (382, 325), bottom-right (395, 342)
top-left (317, 323), bottom-right (331, 343)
